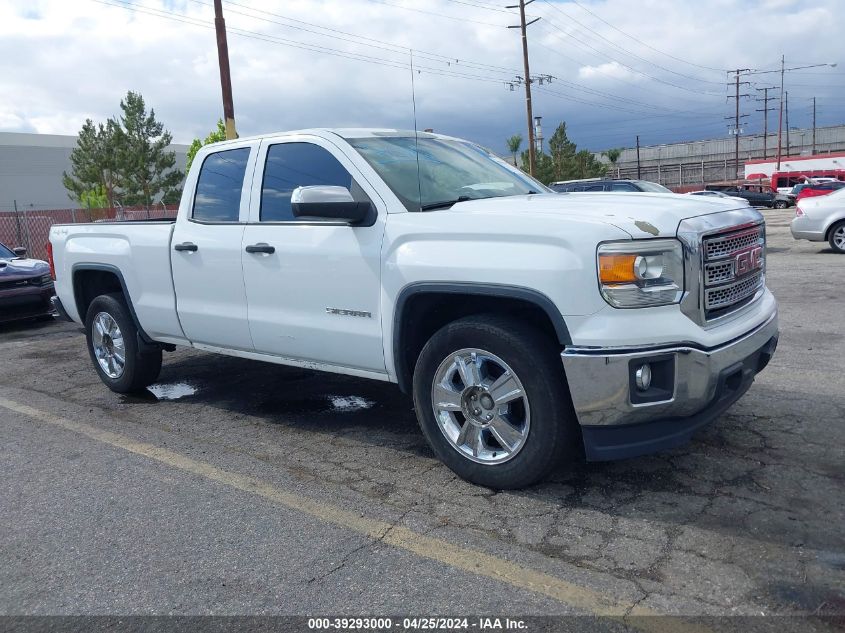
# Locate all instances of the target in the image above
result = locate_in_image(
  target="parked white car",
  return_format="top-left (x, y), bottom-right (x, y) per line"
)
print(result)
top-left (791, 187), bottom-right (845, 253)
top-left (48, 129), bottom-right (778, 488)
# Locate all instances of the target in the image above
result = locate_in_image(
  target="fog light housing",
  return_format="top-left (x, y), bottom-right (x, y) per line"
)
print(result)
top-left (628, 355), bottom-right (675, 405)
top-left (635, 364), bottom-right (652, 391)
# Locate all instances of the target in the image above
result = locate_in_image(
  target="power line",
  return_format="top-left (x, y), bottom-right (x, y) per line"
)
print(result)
top-left (206, 0), bottom-right (523, 76)
top-left (564, 0), bottom-right (726, 73)
top-left (366, 0), bottom-right (508, 27)
top-left (92, 0), bottom-right (513, 85)
top-left (537, 0), bottom-right (726, 88)
top-left (536, 19), bottom-right (725, 97)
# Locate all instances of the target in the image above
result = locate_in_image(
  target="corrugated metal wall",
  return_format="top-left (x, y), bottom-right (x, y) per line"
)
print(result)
top-left (598, 125), bottom-right (845, 187)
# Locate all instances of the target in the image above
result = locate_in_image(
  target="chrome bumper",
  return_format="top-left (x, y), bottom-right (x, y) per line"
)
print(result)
top-left (561, 311), bottom-right (779, 428)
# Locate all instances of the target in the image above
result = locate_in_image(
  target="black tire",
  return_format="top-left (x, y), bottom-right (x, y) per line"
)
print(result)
top-left (412, 314), bottom-right (579, 489)
top-left (85, 293), bottom-right (162, 393)
top-left (829, 220), bottom-right (845, 254)
top-left (774, 200), bottom-right (788, 209)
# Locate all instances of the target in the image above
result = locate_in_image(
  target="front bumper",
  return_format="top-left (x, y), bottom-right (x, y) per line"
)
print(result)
top-left (0, 285), bottom-right (56, 323)
top-left (561, 311), bottom-right (778, 461)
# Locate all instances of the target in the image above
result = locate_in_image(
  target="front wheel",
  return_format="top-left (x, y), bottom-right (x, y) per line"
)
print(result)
top-left (412, 315), bottom-right (579, 489)
top-left (85, 293), bottom-right (162, 393)
top-left (774, 200), bottom-right (788, 209)
top-left (829, 221), bottom-right (845, 254)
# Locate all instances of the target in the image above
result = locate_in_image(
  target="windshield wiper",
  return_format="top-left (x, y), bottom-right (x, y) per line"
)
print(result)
top-left (420, 196), bottom-right (473, 211)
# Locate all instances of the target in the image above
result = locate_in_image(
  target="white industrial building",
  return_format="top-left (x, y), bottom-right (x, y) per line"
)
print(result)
top-left (0, 131), bottom-right (189, 212)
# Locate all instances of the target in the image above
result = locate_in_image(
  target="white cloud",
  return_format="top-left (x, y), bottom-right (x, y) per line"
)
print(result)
top-left (0, 0), bottom-right (842, 153)
top-left (578, 61), bottom-right (640, 81)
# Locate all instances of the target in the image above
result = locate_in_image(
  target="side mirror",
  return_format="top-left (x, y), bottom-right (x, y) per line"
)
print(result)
top-left (291, 186), bottom-right (372, 224)
top-left (13, 247), bottom-right (27, 258)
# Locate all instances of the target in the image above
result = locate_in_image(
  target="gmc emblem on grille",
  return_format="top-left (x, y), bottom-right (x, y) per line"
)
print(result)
top-left (735, 246), bottom-right (764, 276)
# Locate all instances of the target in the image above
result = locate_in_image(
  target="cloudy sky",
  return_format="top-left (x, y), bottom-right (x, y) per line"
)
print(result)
top-left (1, 0), bottom-right (843, 154)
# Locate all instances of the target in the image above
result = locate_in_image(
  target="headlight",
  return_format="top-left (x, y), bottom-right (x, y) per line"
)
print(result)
top-left (597, 239), bottom-right (684, 308)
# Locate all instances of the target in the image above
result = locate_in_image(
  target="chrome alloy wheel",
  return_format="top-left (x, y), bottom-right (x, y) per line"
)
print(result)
top-left (431, 348), bottom-right (530, 464)
top-left (92, 311), bottom-right (126, 379)
top-left (833, 225), bottom-right (845, 251)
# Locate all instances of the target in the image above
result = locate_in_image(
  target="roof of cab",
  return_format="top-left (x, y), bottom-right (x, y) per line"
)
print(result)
top-left (205, 128), bottom-right (457, 147)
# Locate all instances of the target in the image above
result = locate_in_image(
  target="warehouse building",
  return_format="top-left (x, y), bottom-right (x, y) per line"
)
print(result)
top-left (0, 131), bottom-right (189, 212)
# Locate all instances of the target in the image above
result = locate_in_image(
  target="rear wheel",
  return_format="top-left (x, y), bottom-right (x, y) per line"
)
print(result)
top-left (774, 199), bottom-right (788, 209)
top-left (829, 221), bottom-right (845, 254)
top-left (85, 293), bottom-right (162, 393)
top-left (412, 315), bottom-right (579, 489)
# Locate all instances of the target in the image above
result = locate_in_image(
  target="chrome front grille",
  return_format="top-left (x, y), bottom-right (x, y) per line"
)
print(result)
top-left (705, 271), bottom-right (764, 310)
top-left (701, 223), bottom-right (765, 319)
top-left (704, 227), bottom-right (763, 260)
top-left (704, 260), bottom-right (735, 285)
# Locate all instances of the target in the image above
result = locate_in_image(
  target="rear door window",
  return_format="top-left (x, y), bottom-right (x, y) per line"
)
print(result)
top-left (192, 148), bottom-right (250, 222)
top-left (610, 183), bottom-right (637, 191)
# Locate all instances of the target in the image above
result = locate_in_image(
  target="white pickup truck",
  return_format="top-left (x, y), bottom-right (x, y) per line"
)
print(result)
top-left (49, 129), bottom-right (778, 488)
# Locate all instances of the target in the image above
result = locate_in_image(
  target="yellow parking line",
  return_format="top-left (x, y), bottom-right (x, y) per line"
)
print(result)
top-left (0, 396), bottom-right (710, 632)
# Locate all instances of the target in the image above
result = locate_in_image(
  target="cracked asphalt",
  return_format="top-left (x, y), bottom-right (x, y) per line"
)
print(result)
top-left (0, 208), bottom-right (842, 629)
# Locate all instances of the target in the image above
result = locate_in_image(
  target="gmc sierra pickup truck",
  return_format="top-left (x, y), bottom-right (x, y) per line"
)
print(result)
top-left (49, 129), bottom-right (778, 488)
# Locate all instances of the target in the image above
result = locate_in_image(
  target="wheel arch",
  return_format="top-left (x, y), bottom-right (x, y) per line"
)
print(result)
top-left (71, 263), bottom-right (155, 345)
top-left (824, 215), bottom-right (845, 241)
top-left (392, 282), bottom-right (571, 393)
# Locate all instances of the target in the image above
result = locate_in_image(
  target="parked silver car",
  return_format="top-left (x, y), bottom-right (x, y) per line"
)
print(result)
top-left (790, 188), bottom-right (845, 253)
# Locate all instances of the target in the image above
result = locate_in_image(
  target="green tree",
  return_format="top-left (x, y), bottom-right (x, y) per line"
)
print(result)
top-left (62, 118), bottom-right (122, 209)
top-left (522, 122), bottom-right (606, 185)
top-left (117, 91), bottom-right (183, 207)
top-left (602, 147), bottom-right (622, 177)
top-left (79, 185), bottom-right (109, 209)
top-left (506, 134), bottom-right (523, 165)
top-left (186, 119), bottom-right (227, 172)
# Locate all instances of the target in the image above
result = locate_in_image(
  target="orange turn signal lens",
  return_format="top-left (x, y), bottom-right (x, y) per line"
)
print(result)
top-left (599, 253), bottom-right (638, 283)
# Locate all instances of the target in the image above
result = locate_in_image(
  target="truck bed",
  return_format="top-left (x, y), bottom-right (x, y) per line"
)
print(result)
top-left (50, 221), bottom-right (184, 342)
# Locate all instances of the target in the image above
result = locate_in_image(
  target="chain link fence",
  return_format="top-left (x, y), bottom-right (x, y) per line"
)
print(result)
top-left (0, 205), bottom-right (178, 260)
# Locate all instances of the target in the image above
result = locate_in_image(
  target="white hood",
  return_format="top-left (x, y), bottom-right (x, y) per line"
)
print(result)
top-left (449, 192), bottom-right (749, 238)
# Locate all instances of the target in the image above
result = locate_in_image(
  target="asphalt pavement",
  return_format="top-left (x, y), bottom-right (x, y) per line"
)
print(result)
top-left (0, 208), bottom-right (842, 632)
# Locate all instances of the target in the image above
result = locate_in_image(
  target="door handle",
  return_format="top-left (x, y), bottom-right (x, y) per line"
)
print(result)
top-left (245, 243), bottom-right (276, 254)
top-left (174, 242), bottom-right (198, 252)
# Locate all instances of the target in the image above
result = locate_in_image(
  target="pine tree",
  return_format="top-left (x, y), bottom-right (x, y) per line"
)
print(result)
top-left (117, 91), bottom-right (183, 207)
top-left (522, 122), bottom-right (607, 185)
top-left (62, 118), bottom-right (122, 209)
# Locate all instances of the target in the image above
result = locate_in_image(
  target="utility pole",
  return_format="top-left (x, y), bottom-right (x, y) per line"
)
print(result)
top-left (507, 1), bottom-right (540, 177)
top-left (785, 90), bottom-right (790, 156)
top-left (755, 87), bottom-right (777, 159)
top-left (776, 55), bottom-right (785, 169)
top-left (214, 0), bottom-right (238, 140)
top-left (726, 69), bottom-right (751, 181)
top-left (636, 135), bottom-right (641, 179)
top-left (812, 97), bottom-right (817, 155)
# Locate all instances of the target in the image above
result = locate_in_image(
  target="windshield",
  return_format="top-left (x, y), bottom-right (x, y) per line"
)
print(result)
top-left (634, 180), bottom-right (673, 193)
top-left (0, 242), bottom-right (16, 259)
top-left (347, 136), bottom-right (548, 211)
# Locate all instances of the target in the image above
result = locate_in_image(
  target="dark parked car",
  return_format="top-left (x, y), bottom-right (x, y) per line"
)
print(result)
top-left (0, 242), bottom-right (56, 323)
top-left (549, 178), bottom-right (673, 193)
top-left (705, 184), bottom-right (775, 208)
